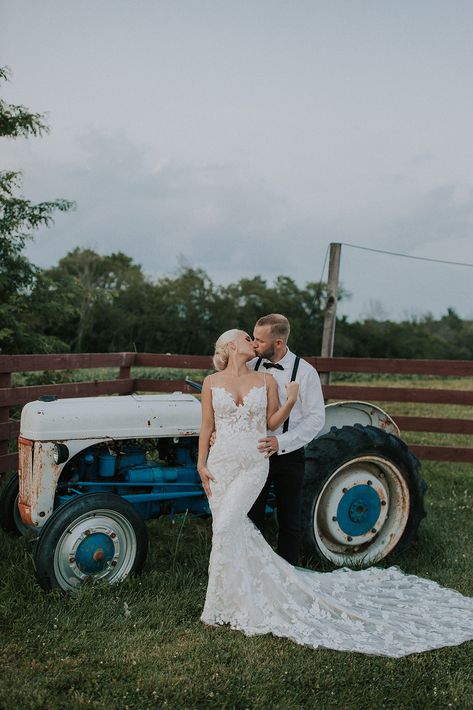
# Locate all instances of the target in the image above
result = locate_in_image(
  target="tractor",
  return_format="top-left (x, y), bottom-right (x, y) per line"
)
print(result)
top-left (0, 385), bottom-right (426, 592)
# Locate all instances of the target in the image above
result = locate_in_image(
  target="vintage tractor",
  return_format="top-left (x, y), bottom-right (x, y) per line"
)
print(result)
top-left (0, 386), bottom-right (426, 592)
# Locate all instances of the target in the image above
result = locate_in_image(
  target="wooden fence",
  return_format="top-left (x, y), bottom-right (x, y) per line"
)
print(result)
top-left (1, 352), bottom-right (472, 476)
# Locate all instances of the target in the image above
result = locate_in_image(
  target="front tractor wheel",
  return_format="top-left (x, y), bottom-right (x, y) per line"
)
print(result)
top-left (34, 493), bottom-right (149, 592)
top-left (302, 425), bottom-right (427, 567)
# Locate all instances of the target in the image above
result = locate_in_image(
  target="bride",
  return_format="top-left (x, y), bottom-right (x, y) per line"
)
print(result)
top-left (197, 329), bottom-right (473, 657)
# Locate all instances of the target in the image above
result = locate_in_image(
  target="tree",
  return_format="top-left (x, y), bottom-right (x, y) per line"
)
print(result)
top-left (152, 266), bottom-right (221, 354)
top-left (44, 248), bottom-right (148, 351)
top-left (217, 275), bottom-right (329, 355)
top-left (0, 66), bottom-right (74, 353)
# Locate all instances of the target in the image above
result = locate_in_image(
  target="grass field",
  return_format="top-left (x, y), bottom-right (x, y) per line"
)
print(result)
top-left (1, 374), bottom-right (473, 709)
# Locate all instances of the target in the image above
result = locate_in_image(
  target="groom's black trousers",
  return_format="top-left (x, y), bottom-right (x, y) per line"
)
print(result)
top-left (248, 448), bottom-right (305, 566)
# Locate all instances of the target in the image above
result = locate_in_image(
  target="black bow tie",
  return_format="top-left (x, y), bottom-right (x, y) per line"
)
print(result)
top-left (263, 362), bottom-right (284, 370)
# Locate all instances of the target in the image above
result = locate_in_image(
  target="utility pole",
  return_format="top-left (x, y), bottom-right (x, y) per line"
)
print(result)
top-left (320, 243), bottom-right (342, 385)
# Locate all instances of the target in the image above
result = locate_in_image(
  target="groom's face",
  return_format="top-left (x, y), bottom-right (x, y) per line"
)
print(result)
top-left (253, 325), bottom-right (276, 359)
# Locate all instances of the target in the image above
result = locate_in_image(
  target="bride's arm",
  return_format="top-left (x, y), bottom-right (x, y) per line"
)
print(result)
top-left (197, 377), bottom-right (216, 497)
top-left (266, 375), bottom-right (299, 431)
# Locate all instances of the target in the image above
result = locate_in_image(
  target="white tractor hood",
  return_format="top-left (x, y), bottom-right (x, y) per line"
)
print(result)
top-left (20, 393), bottom-right (202, 441)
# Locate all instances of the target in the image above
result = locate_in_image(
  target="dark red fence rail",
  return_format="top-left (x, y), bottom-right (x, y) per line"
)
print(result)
top-left (1, 353), bottom-right (472, 476)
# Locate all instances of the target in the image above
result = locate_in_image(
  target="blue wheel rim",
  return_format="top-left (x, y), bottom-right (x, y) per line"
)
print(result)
top-left (75, 532), bottom-right (115, 573)
top-left (336, 484), bottom-right (381, 537)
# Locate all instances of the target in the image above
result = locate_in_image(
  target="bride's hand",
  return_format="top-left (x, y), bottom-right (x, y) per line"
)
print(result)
top-left (198, 465), bottom-right (215, 498)
top-left (285, 381), bottom-right (300, 404)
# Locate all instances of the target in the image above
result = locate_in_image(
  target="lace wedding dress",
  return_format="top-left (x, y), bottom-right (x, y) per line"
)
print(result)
top-left (200, 384), bottom-right (473, 657)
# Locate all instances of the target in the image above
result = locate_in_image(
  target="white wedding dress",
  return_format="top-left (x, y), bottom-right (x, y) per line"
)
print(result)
top-left (200, 384), bottom-right (473, 657)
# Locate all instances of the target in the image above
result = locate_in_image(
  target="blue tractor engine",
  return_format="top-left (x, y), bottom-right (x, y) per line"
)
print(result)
top-left (55, 437), bottom-right (210, 520)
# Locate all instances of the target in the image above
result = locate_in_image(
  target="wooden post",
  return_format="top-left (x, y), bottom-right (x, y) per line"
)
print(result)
top-left (0, 371), bottom-right (11, 480)
top-left (320, 243), bottom-right (342, 386)
top-left (117, 352), bottom-right (135, 395)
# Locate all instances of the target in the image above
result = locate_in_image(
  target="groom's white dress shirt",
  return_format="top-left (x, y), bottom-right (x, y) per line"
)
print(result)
top-left (248, 349), bottom-right (325, 455)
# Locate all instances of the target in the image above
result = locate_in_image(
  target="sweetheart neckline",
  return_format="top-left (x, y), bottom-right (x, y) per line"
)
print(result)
top-left (211, 384), bottom-right (266, 408)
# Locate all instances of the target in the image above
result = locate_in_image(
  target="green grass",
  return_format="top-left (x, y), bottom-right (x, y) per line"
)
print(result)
top-left (11, 366), bottom-right (213, 388)
top-left (1, 460), bottom-right (473, 709)
top-left (2, 371), bottom-right (473, 708)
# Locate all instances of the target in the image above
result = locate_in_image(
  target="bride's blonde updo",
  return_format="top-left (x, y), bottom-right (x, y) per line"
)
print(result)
top-left (213, 329), bottom-right (240, 371)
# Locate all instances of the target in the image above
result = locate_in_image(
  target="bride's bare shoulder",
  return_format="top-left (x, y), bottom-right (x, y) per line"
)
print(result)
top-left (204, 372), bottom-right (225, 388)
top-left (202, 373), bottom-right (217, 390)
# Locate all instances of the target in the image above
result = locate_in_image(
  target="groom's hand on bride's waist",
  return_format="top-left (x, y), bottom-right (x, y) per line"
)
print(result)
top-left (258, 436), bottom-right (279, 457)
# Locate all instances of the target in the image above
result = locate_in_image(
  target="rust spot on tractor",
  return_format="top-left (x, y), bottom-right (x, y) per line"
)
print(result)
top-left (93, 549), bottom-right (105, 562)
top-left (378, 418), bottom-right (392, 430)
top-left (18, 501), bottom-right (34, 525)
top-left (399, 487), bottom-right (410, 518)
top-left (18, 437), bottom-right (62, 526)
top-left (33, 445), bottom-right (61, 516)
top-left (18, 436), bottom-right (34, 525)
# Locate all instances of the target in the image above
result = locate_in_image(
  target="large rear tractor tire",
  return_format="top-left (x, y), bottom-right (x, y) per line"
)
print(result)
top-left (302, 425), bottom-right (427, 567)
top-left (34, 492), bottom-right (149, 592)
top-left (0, 473), bottom-right (33, 536)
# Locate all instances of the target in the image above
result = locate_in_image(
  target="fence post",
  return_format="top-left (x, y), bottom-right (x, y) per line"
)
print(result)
top-left (320, 243), bottom-right (342, 386)
top-left (0, 371), bottom-right (11, 475)
top-left (117, 352), bottom-right (136, 394)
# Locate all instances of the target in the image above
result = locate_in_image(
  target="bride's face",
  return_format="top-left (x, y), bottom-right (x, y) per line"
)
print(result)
top-left (233, 331), bottom-right (257, 360)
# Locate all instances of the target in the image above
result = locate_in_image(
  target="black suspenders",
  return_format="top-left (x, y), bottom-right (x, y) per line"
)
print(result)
top-left (283, 356), bottom-right (300, 433)
top-left (254, 355), bottom-right (300, 433)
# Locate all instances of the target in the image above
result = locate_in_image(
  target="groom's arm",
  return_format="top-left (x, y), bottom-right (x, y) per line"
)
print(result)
top-left (275, 367), bottom-right (325, 454)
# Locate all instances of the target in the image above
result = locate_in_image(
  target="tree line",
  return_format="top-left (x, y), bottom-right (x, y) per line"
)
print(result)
top-left (3, 244), bottom-right (472, 360)
top-left (2, 66), bottom-right (472, 360)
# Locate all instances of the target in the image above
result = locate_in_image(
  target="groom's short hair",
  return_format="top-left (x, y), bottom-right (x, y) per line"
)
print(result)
top-left (255, 314), bottom-right (290, 341)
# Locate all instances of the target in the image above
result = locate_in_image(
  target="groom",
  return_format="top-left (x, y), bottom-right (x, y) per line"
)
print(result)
top-left (248, 314), bottom-right (325, 565)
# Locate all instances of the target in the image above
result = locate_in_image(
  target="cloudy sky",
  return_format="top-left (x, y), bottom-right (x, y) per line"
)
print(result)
top-left (2, 0), bottom-right (473, 320)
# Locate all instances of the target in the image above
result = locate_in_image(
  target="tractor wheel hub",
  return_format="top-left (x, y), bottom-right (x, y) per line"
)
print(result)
top-left (320, 466), bottom-right (390, 546)
top-left (75, 532), bottom-right (115, 574)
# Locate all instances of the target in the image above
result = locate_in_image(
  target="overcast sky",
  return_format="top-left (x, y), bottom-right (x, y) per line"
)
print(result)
top-left (2, 0), bottom-right (473, 321)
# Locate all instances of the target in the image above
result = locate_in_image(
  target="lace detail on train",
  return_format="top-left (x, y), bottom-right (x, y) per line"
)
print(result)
top-left (201, 385), bottom-right (473, 657)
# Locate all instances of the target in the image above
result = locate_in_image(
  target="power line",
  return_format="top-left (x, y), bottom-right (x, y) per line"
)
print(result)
top-left (311, 244), bottom-right (329, 314)
top-left (340, 242), bottom-right (473, 269)
top-left (318, 244), bottom-right (330, 286)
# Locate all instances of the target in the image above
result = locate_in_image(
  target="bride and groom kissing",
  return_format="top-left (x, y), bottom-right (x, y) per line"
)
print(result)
top-left (197, 313), bottom-right (473, 657)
